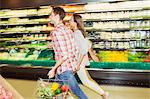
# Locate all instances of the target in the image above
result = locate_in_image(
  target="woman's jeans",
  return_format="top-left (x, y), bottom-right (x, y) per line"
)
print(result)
top-left (56, 70), bottom-right (88, 99)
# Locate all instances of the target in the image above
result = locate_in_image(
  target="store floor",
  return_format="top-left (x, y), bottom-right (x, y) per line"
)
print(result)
top-left (6, 79), bottom-right (150, 99)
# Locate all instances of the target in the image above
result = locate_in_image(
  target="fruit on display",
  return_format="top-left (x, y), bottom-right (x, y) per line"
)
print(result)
top-left (0, 85), bottom-right (13, 99)
top-left (144, 59), bottom-right (150, 62)
top-left (144, 51), bottom-right (150, 62)
top-left (97, 50), bottom-right (149, 62)
top-left (128, 51), bottom-right (147, 62)
top-left (97, 51), bottom-right (128, 62)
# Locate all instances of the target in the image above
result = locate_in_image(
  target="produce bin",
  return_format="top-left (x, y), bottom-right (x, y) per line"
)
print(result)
top-left (0, 75), bottom-right (24, 99)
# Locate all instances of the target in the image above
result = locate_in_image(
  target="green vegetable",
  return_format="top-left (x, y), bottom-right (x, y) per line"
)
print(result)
top-left (55, 88), bottom-right (61, 95)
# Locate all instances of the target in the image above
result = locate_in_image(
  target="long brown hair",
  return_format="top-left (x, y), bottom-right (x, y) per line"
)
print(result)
top-left (73, 14), bottom-right (86, 37)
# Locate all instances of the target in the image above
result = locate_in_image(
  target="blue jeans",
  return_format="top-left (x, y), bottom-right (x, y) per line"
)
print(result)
top-left (56, 70), bottom-right (87, 99)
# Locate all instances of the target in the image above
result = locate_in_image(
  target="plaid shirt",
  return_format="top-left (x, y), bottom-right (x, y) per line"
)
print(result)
top-left (51, 23), bottom-right (79, 74)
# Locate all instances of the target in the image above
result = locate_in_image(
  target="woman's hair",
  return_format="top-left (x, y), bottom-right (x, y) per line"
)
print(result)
top-left (73, 14), bottom-right (86, 37)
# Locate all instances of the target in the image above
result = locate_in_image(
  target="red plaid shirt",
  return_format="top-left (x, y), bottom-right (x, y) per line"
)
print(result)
top-left (51, 23), bottom-right (79, 74)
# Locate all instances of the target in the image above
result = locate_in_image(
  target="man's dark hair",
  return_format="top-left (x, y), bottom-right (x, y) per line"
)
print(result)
top-left (53, 7), bottom-right (66, 20)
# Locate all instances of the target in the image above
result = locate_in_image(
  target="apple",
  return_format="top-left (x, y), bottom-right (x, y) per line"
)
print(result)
top-left (144, 60), bottom-right (150, 62)
top-left (61, 85), bottom-right (68, 92)
top-left (0, 85), bottom-right (13, 99)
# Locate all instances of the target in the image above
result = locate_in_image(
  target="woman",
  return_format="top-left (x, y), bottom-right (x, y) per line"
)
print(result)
top-left (68, 14), bottom-right (108, 99)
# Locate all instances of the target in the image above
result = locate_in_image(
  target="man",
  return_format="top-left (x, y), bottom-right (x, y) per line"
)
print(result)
top-left (47, 7), bottom-right (87, 99)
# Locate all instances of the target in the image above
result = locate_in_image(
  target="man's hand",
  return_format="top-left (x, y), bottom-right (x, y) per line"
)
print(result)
top-left (73, 64), bottom-right (80, 73)
top-left (47, 68), bottom-right (56, 78)
top-left (76, 64), bottom-right (80, 71)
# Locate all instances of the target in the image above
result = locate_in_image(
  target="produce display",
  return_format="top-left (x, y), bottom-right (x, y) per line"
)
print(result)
top-left (84, 1), bottom-right (150, 12)
top-left (36, 79), bottom-right (74, 99)
top-left (0, 1), bottom-right (150, 62)
top-left (81, 10), bottom-right (150, 20)
top-left (144, 51), bottom-right (150, 62)
top-left (6, 43), bottom-right (47, 49)
top-left (82, 1), bottom-right (150, 62)
top-left (0, 1), bottom-right (149, 99)
top-left (0, 26), bottom-right (53, 33)
top-left (37, 49), bottom-right (54, 60)
top-left (0, 42), bottom-right (54, 60)
top-left (0, 8), bottom-right (51, 18)
top-left (0, 18), bottom-right (49, 25)
top-left (128, 51), bottom-right (147, 62)
top-left (0, 85), bottom-right (13, 99)
top-left (97, 51), bottom-right (128, 62)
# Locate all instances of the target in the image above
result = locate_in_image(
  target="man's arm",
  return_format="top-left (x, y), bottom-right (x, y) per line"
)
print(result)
top-left (48, 30), bottom-right (68, 78)
top-left (47, 59), bottom-right (64, 78)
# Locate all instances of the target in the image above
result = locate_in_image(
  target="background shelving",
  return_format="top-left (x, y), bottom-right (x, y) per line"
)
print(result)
top-left (81, 1), bottom-right (150, 62)
top-left (0, 5), bottom-right (85, 61)
top-left (0, 0), bottom-right (149, 62)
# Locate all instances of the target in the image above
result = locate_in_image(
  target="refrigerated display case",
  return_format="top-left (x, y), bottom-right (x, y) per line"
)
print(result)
top-left (0, 0), bottom-right (150, 87)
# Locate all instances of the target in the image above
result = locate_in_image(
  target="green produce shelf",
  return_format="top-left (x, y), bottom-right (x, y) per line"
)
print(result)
top-left (0, 60), bottom-right (150, 70)
top-left (90, 62), bottom-right (150, 70)
top-left (0, 60), bottom-right (55, 67)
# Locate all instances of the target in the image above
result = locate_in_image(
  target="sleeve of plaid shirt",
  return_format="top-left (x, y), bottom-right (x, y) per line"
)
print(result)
top-left (54, 30), bottom-right (68, 61)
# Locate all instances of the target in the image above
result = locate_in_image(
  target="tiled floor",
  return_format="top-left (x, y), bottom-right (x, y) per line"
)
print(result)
top-left (6, 79), bottom-right (150, 99)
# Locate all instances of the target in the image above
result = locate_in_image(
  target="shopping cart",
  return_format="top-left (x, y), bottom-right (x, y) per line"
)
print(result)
top-left (36, 78), bottom-right (76, 99)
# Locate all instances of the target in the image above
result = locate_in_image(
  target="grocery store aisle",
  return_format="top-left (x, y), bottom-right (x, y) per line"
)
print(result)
top-left (6, 79), bottom-right (150, 99)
